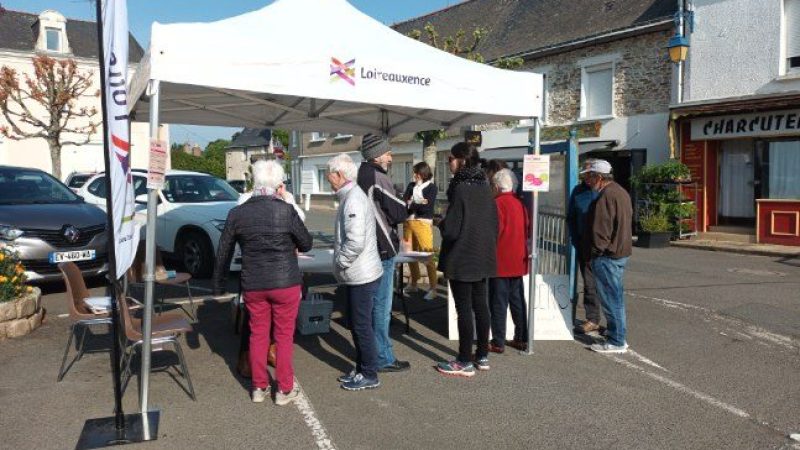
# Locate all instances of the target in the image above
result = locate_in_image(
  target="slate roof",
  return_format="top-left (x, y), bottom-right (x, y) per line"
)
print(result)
top-left (392, 0), bottom-right (677, 61)
top-left (0, 9), bottom-right (145, 62)
top-left (227, 128), bottom-right (273, 149)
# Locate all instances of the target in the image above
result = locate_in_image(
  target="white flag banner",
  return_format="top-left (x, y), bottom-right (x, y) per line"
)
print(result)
top-left (102, 0), bottom-right (138, 279)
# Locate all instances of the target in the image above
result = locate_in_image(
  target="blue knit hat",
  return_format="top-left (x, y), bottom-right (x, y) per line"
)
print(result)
top-left (360, 134), bottom-right (390, 160)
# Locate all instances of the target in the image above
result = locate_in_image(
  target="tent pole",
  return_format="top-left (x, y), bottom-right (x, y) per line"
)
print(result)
top-left (140, 79), bottom-right (160, 414)
top-left (523, 117), bottom-right (540, 356)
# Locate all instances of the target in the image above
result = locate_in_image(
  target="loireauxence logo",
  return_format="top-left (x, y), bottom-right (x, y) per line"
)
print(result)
top-left (330, 57), bottom-right (356, 86)
top-left (330, 56), bottom-right (432, 88)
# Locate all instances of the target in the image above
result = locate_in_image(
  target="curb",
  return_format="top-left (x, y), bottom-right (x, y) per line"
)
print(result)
top-left (670, 240), bottom-right (800, 258)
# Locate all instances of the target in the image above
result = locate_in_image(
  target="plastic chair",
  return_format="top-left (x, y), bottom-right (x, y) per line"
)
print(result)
top-left (118, 293), bottom-right (196, 400)
top-left (57, 262), bottom-right (112, 381)
top-left (128, 240), bottom-right (196, 319)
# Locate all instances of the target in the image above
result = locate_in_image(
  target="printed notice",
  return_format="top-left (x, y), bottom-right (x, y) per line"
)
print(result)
top-left (147, 140), bottom-right (167, 189)
top-left (522, 154), bottom-right (550, 192)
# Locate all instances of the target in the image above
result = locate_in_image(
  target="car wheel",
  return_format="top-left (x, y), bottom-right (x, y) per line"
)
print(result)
top-left (178, 231), bottom-right (213, 278)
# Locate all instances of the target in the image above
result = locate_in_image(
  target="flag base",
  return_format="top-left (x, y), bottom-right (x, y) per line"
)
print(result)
top-left (76, 411), bottom-right (160, 449)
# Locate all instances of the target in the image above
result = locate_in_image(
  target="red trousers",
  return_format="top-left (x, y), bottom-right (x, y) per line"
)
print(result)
top-left (243, 285), bottom-right (302, 393)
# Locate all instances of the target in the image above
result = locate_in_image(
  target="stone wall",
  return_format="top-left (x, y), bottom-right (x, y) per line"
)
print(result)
top-left (523, 30), bottom-right (673, 126)
top-left (0, 288), bottom-right (44, 340)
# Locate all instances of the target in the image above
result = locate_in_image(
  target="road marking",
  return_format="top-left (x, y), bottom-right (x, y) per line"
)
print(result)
top-left (292, 378), bottom-right (337, 450)
top-left (627, 292), bottom-right (799, 352)
top-left (627, 349), bottom-right (669, 372)
top-left (607, 355), bottom-right (751, 419)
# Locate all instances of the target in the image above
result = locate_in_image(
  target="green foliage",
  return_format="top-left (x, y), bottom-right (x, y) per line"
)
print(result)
top-left (414, 129), bottom-right (449, 147)
top-left (639, 211), bottom-right (671, 233)
top-left (170, 138), bottom-right (229, 179)
top-left (632, 160), bottom-right (691, 188)
top-left (0, 247), bottom-right (31, 302)
top-left (272, 129), bottom-right (289, 148)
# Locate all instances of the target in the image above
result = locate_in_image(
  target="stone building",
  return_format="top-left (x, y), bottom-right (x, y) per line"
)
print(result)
top-left (0, 9), bottom-right (168, 179)
top-left (225, 128), bottom-right (276, 182)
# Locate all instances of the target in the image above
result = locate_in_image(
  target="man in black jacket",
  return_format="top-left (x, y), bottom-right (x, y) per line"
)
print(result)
top-left (357, 134), bottom-right (411, 373)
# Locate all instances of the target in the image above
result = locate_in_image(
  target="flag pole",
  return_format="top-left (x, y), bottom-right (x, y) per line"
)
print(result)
top-left (77, 1), bottom-right (158, 446)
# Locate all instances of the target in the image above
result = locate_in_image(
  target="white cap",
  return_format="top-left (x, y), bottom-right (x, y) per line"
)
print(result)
top-left (580, 159), bottom-right (612, 174)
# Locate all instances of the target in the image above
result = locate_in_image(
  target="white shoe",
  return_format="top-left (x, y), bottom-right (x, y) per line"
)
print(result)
top-left (423, 289), bottom-right (437, 301)
top-left (402, 286), bottom-right (419, 296)
top-left (589, 342), bottom-right (628, 354)
top-left (275, 385), bottom-right (300, 406)
top-left (251, 387), bottom-right (269, 403)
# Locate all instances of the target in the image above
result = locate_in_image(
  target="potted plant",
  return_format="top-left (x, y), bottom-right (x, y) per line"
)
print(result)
top-left (636, 211), bottom-right (672, 248)
top-left (0, 246), bottom-right (43, 340)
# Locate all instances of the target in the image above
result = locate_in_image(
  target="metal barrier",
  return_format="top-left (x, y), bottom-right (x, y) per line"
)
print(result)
top-left (536, 207), bottom-right (569, 276)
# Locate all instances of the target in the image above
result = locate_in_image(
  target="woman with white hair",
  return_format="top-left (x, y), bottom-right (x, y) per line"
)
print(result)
top-left (488, 168), bottom-right (530, 354)
top-left (213, 159), bottom-right (313, 405)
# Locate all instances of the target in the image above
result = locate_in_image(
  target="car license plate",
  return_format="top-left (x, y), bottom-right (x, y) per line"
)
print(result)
top-left (49, 250), bottom-right (96, 264)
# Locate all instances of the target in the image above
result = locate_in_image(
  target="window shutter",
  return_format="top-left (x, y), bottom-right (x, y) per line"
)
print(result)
top-left (787, 0), bottom-right (800, 58)
top-left (586, 67), bottom-right (613, 117)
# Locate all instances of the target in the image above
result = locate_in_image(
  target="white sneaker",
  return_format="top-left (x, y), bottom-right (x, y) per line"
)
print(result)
top-left (275, 386), bottom-right (300, 406)
top-left (402, 286), bottom-right (419, 296)
top-left (423, 289), bottom-right (437, 301)
top-left (590, 342), bottom-right (628, 354)
top-left (251, 387), bottom-right (269, 403)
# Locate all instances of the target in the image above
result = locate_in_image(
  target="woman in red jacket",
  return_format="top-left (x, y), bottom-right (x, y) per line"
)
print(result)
top-left (488, 168), bottom-right (530, 353)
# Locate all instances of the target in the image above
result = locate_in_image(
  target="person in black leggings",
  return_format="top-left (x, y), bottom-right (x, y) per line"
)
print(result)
top-left (436, 142), bottom-right (498, 377)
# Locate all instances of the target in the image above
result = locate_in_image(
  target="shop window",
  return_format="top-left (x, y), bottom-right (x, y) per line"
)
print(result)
top-left (785, 0), bottom-right (800, 70)
top-left (580, 63), bottom-right (613, 119)
top-left (762, 140), bottom-right (800, 199)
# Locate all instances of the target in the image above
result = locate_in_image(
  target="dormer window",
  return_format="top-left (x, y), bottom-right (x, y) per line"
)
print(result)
top-left (45, 27), bottom-right (61, 52)
top-left (35, 10), bottom-right (70, 54)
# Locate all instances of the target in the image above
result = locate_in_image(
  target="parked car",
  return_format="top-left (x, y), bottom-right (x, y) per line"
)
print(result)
top-left (79, 170), bottom-right (241, 278)
top-left (0, 166), bottom-right (108, 282)
top-left (64, 171), bottom-right (98, 193)
top-left (227, 179), bottom-right (246, 193)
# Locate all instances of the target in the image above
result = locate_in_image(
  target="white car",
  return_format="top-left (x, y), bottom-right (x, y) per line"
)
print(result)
top-left (78, 169), bottom-right (242, 278)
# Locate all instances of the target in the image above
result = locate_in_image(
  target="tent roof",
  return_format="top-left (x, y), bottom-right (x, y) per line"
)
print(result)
top-left (129, 0), bottom-right (542, 136)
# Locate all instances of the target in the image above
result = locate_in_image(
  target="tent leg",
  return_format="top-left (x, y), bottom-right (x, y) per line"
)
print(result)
top-left (140, 79), bottom-right (160, 414)
top-left (523, 117), bottom-right (541, 356)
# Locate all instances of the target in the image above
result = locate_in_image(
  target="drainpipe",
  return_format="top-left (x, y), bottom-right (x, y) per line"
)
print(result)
top-left (675, 0), bottom-right (685, 105)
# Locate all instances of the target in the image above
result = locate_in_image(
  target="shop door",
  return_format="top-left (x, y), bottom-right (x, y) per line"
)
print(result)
top-left (719, 140), bottom-right (755, 224)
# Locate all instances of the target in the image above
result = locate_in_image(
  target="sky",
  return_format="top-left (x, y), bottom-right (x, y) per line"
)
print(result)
top-left (2, 0), bottom-right (456, 146)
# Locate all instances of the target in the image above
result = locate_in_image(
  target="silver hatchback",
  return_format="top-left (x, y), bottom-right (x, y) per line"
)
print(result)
top-left (0, 166), bottom-right (108, 283)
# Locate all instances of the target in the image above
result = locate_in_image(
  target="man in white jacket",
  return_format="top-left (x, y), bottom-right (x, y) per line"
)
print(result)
top-left (326, 153), bottom-right (383, 391)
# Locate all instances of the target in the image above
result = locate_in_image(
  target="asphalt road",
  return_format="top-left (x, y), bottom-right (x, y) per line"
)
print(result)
top-left (1, 206), bottom-right (798, 450)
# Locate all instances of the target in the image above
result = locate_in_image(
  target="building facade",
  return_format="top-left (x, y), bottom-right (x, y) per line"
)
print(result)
top-left (225, 128), bottom-right (278, 181)
top-left (674, 0), bottom-right (800, 246)
top-left (0, 9), bottom-right (166, 180)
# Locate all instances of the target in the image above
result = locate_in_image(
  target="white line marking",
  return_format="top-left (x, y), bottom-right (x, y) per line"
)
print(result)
top-left (57, 313), bottom-right (69, 318)
top-left (607, 355), bottom-right (751, 419)
top-left (627, 349), bottom-right (669, 372)
top-left (293, 378), bottom-right (337, 450)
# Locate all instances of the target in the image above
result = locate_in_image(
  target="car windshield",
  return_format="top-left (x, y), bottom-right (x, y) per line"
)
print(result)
top-left (163, 175), bottom-right (239, 203)
top-left (0, 168), bottom-right (81, 205)
top-left (67, 174), bottom-right (93, 189)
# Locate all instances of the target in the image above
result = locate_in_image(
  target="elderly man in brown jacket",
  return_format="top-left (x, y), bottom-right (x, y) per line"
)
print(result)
top-left (582, 159), bottom-right (632, 354)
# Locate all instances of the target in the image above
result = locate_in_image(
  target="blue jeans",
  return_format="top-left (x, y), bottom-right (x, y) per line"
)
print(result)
top-left (347, 279), bottom-right (380, 379)
top-left (373, 257), bottom-right (397, 367)
top-left (591, 256), bottom-right (629, 346)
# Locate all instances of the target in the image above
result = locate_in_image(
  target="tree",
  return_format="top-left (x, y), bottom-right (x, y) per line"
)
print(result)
top-left (0, 55), bottom-right (100, 179)
top-left (408, 23), bottom-right (523, 170)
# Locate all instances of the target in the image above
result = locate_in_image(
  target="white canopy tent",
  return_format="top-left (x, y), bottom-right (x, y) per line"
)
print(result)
top-left (128, 0), bottom-right (544, 414)
top-left (129, 0), bottom-right (542, 135)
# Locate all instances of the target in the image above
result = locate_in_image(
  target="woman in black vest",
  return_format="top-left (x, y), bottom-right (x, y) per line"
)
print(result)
top-left (436, 142), bottom-right (498, 377)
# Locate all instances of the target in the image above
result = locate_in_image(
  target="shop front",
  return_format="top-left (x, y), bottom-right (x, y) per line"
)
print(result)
top-left (676, 99), bottom-right (800, 247)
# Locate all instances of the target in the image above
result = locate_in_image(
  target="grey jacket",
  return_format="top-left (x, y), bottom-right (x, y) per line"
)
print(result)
top-left (333, 182), bottom-right (383, 285)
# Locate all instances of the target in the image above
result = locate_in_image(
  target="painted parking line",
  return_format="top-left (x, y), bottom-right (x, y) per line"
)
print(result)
top-left (292, 378), bottom-right (337, 450)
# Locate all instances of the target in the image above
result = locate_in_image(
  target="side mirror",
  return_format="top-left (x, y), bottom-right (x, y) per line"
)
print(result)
top-left (135, 194), bottom-right (148, 205)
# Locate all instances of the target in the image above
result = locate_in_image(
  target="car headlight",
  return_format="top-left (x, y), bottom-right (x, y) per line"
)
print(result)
top-left (0, 225), bottom-right (24, 241)
top-left (211, 219), bottom-right (226, 232)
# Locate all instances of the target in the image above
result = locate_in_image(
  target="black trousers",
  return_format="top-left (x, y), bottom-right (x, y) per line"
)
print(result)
top-left (347, 279), bottom-right (380, 380)
top-left (450, 279), bottom-right (490, 363)
top-left (489, 277), bottom-right (528, 347)
top-left (578, 249), bottom-right (601, 324)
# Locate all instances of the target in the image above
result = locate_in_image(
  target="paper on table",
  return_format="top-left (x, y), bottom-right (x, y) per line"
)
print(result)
top-left (400, 251), bottom-right (432, 257)
top-left (84, 296), bottom-right (112, 313)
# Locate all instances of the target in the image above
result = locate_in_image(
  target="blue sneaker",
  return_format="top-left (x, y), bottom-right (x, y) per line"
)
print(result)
top-left (337, 369), bottom-right (357, 383)
top-left (475, 356), bottom-right (490, 371)
top-left (340, 373), bottom-right (380, 391)
top-left (436, 360), bottom-right (475, 377)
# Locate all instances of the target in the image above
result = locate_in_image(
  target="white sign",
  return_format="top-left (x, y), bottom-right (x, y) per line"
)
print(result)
top-left (691, 109), bottom-right (800, 140)
top-left (447, 274), bottom-right (573, 341)
top-left (147, 140), bottom-right (167, 189)
top-left (522, 154), bottom-right (550, 192)
top-left (101, 0), bottom-right (139, 279)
